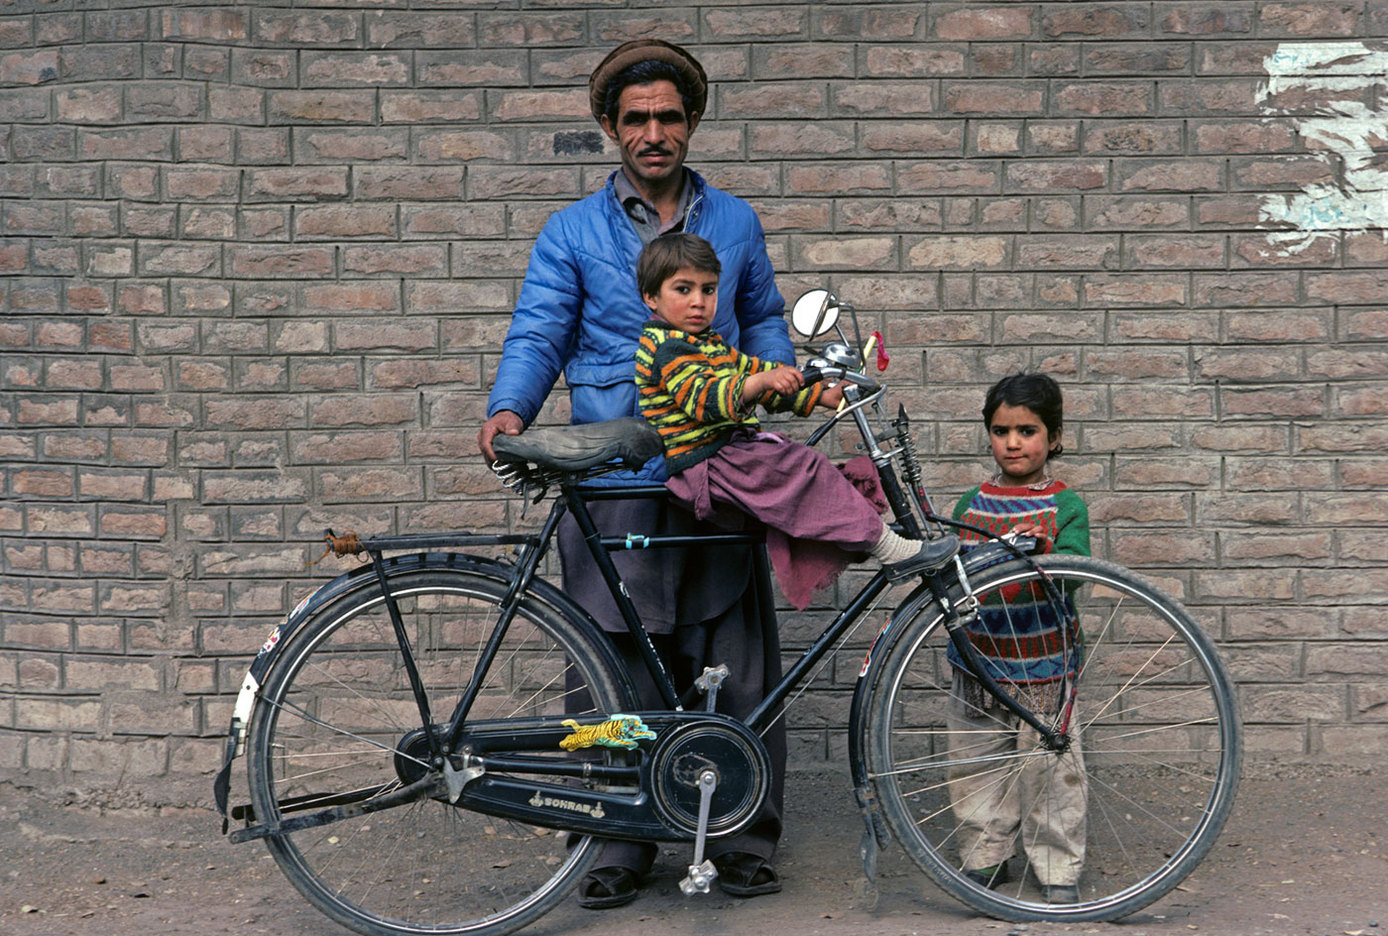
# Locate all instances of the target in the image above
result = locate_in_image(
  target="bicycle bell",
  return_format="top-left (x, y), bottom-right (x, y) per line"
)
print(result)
top-left (816, 341), bottom-right (861, 370)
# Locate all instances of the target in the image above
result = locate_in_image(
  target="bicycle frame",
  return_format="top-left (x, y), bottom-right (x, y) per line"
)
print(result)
top-left (216, 319), bottom-right (1077, 847)
top-left (213, 291), bottom-right (1239, 934)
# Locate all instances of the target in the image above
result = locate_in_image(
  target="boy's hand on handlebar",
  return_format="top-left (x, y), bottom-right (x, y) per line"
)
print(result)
top-left (478, 410), bottom-right (523, 463)
top-left (744, 365), bottom-right (804, 401)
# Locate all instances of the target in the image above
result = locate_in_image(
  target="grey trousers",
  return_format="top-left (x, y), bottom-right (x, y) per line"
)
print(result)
top-left (945, 682), bottom-right (1088, 886)
top-left (558, 499), bottom-right (786, 874)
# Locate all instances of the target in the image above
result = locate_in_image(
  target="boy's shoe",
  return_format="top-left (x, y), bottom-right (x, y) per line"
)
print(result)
top-left (964, 863), bottom-right (1010, 888)
top-left (884, 534), bottom-right (960, 582)
top-left (1041, 884), bottom-right (1079, 904)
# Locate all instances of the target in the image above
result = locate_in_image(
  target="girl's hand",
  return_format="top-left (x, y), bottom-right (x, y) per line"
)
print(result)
top-left (818, 384), bottom-right (845, 409)
top-left (744, 365), bottom-right (804, 401)
top-left (1008, 522), bottom-right (1051, 552)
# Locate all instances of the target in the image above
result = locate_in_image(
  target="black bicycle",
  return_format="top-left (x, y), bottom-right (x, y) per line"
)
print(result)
top-left (214, 289), bottom-right (1242, 936)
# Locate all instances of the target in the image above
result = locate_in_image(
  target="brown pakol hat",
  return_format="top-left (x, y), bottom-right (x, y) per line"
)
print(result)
top-left (588, 39), bottom-right (707, 128)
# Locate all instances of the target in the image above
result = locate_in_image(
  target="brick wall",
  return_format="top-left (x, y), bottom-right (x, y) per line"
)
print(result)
top-left (2, 2), bottom-right (1385, 802)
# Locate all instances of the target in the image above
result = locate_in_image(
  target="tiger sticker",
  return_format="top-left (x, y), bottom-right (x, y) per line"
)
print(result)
top-left (559, 714), bottom-right (657, 751)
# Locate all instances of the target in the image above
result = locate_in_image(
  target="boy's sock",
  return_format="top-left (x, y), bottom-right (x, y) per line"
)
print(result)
top-left (869, 523), bottom-right (919, 564)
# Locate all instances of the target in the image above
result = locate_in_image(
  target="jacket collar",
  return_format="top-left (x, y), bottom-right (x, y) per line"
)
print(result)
top-left (607, 167), bottom-right (706, 209)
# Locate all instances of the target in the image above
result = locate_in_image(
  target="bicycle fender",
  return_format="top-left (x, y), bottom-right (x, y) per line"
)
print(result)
top-left (212, 552), bottom-right (625, 827)
top-left (846, 584), bottom-right (932, 795)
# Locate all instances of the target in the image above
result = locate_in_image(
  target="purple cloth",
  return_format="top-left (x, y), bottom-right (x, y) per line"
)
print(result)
top-left (665, 431), bottom-right (887, 609)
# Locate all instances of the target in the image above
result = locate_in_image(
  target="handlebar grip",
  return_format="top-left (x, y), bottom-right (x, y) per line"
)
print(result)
top-left (800, 365), bottom-right (882, 396)
top-left (1011, 535), bottom-right (1041, 554)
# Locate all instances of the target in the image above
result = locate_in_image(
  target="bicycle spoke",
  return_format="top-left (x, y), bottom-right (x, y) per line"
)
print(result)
top-left (247, 568), bottom-right (627, 936)
top-left (867, 556), bottom-right (1240, 922)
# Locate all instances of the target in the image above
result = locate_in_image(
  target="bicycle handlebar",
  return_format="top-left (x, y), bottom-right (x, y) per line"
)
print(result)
top-left (799, 364), bottom-right (880, 396)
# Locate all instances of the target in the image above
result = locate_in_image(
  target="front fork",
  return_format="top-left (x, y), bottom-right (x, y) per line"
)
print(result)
top-left (928, 568), bottom-right (1073, 751)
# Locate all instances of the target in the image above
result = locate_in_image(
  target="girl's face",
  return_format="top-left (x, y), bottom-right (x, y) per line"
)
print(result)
top-left (988, 402), bottom-right (1058, 487)
top-left (645, 266), bottom-right (719, 333)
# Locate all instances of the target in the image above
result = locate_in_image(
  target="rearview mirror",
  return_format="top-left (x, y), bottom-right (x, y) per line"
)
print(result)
top-left (790, 289), bottom-right (840, 338)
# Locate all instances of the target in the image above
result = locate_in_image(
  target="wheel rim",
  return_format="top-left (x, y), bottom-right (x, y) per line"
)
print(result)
top-left (872, 559), bottom-right (1240, 920)
top-left (248, 575), bottom-right (622, 936)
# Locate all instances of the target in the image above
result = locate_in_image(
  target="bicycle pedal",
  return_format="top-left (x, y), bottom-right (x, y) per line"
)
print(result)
top-left (695, 664), bottom-right (730, 712)
top-left (680, 859), bottom-right (717, 895)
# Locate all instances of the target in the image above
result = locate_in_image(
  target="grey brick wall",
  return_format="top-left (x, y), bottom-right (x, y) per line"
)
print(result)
top-left (2, 2), bottom-right (1385, 800)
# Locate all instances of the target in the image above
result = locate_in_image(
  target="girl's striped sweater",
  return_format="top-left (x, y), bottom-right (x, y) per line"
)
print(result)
top-left (948, 480), bottom-right (1090, 697)
top-left (635, 321), bottom-right (821, 474)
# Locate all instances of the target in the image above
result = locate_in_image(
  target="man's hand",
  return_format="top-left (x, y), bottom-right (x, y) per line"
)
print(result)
top-left (743, 365), bottom-right (804, 401)
top-left (478, 410), bottom-right (523, 463)
top-left (818, 384), bottom-right (845, 409)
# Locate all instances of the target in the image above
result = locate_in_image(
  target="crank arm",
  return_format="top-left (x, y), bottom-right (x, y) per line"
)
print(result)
top-left (680, 769), bottom-right (719, 895)
top-left (230, 772), bottom-right (447, 844)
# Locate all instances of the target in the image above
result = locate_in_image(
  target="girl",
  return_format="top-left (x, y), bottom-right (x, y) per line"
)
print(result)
top-left (947, 373), bottom-right (1090, 905)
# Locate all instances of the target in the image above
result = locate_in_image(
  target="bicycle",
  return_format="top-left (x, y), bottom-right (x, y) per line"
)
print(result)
top-left (212, 289), bottom-right (1242, 936)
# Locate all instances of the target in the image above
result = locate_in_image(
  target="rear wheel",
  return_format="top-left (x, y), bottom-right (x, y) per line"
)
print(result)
top-left (246, 565), bottom-right (630, 936)
top-left (865, 555), bottom-right (1241, 922)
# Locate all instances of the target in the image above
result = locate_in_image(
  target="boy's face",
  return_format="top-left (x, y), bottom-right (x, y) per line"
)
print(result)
top-left (645, 266), bottom-right (718, 333)
top-left (988, 402), bottom-right (1058, 487)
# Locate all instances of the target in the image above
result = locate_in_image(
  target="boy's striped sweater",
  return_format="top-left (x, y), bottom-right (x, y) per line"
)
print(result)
top-left (635, 321), bottom-right (821, 474)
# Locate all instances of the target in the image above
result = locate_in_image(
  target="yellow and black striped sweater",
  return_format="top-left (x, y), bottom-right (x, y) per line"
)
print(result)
top-left (636, 322), bottom-right (822, 474)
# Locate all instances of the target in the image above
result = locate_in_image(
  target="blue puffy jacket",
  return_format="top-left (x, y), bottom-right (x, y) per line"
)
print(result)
top-left (487, 169), bottom-right (793, 483)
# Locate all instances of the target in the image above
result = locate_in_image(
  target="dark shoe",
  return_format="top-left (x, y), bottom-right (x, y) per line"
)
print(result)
top-left (712, 852), bottom-right (781, 897)
top-left (1042, 884), bottom-right (1079, 904)
top-left (963, 863), bottom-right (1010, 888)
top-left (884, 534), bottom-right (960, 582)
top-left (577, 866), bottom-right (639, 910)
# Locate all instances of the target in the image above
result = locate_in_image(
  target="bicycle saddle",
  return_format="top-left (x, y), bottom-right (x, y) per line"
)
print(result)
top-left (492, 418), bottom-right (663, 472)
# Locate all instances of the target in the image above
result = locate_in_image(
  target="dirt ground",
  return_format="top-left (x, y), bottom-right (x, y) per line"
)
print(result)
top-left (1, 764), bottom-right (1384, 936)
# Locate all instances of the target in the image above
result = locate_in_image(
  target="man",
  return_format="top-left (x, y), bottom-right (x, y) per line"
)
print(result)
top-left (476, 40), bottom-right (792, 909)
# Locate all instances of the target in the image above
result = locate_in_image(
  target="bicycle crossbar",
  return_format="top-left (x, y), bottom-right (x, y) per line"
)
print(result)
top-left (599, 532), bottom-right (763, 550)
top-left (574, 484), bottom-right (669, 500)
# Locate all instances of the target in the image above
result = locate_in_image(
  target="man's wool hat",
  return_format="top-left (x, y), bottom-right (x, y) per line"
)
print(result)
top-left (588, 39), bottom-right (707, 128)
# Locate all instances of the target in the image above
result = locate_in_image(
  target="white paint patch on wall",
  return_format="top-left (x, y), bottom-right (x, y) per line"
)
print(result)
top-left (1257, 42), bottom-right (1388, 253)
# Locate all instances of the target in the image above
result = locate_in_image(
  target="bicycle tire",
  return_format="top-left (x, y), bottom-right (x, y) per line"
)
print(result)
top-left (246, 564), bottom-right (631, 936)
top-left (864, 554), bottom-right (1241, 922)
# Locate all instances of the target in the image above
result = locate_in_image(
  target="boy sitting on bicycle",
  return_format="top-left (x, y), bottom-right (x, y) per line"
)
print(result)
top-left (634, 233), bottom-right (958, 584)
top-left (947, 372), bottom-right (1090, 904)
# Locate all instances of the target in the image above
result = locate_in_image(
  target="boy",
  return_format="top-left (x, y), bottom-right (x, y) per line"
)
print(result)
top-left (634, 233), bottom-right (958, 585)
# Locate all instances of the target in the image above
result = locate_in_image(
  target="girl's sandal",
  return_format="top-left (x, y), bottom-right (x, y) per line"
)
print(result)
top-left (713, 852), bottom-right (782, 897)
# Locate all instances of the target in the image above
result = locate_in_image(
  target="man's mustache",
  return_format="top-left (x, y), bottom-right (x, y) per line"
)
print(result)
top-left (638, 146), bottom-right (672, 157)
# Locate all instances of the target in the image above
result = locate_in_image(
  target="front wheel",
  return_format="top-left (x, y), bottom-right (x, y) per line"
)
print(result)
top-left (245, 565), bottom-right (631, 936)
top-left (865, 555), bottom-right (1241, 922)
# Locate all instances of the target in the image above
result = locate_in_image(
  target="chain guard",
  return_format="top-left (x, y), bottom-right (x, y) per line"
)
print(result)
top-left (647, 718), bottom-right (771, 838)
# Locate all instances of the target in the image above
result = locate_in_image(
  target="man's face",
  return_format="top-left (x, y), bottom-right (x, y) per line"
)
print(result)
top-left (601, 80), bottom-right (691, 192)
